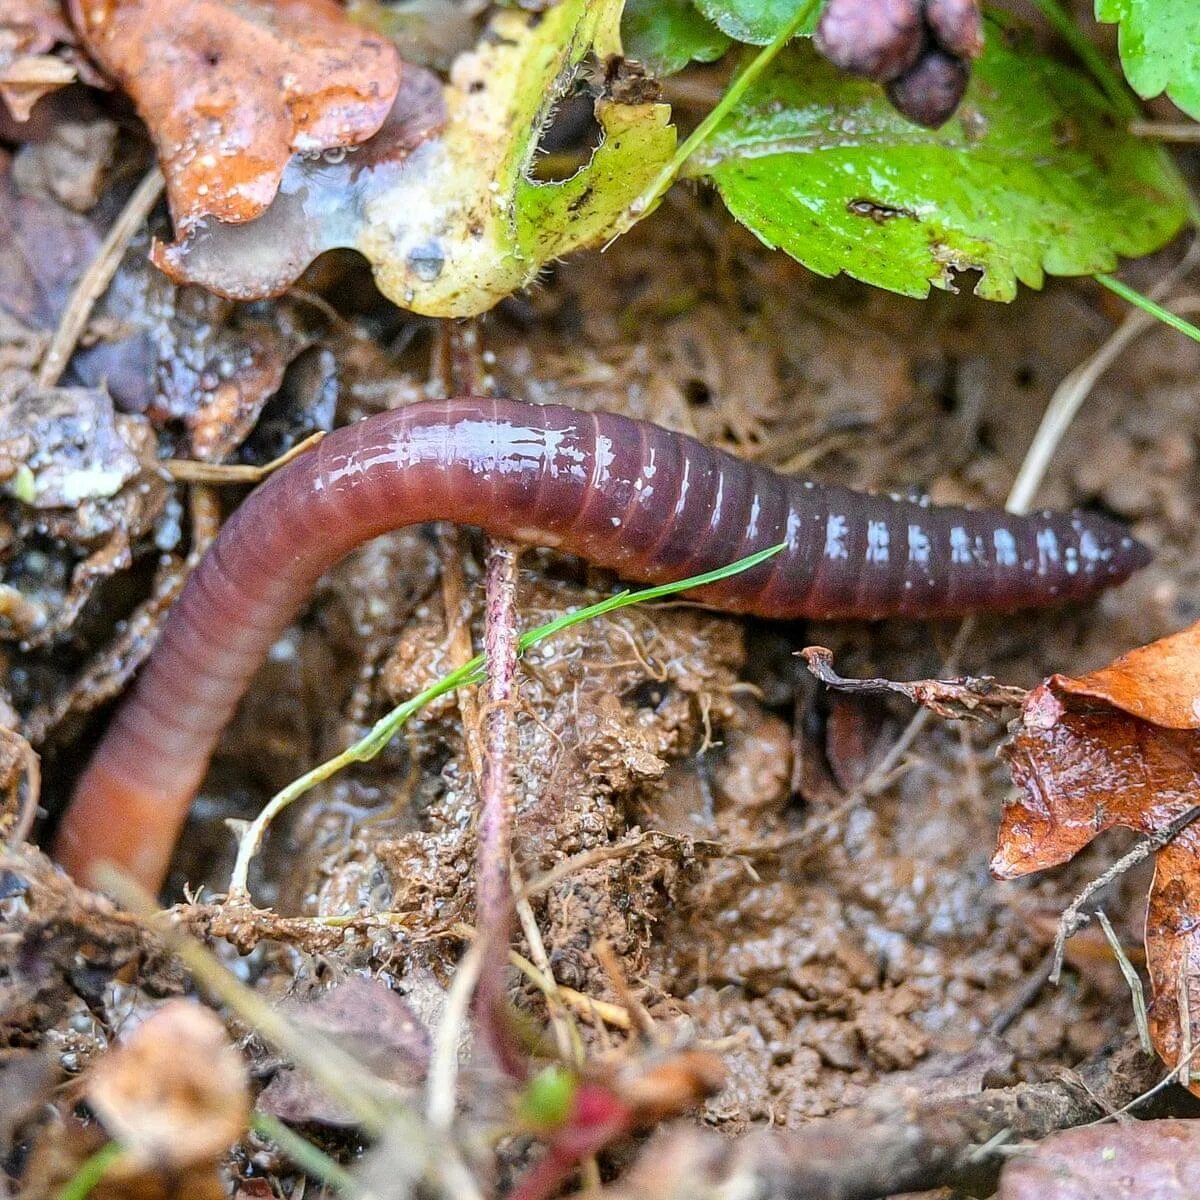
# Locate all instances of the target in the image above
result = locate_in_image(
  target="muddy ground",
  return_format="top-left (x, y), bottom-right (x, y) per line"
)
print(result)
top-left (4, 98), bottom-right (1200, 1193)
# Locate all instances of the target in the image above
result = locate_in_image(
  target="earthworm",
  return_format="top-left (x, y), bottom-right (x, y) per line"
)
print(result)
top-left (54, 397), bottom-right (1149, 889)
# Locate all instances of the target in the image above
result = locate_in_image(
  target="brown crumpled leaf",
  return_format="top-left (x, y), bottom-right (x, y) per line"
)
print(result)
top-left (70, 0), bottom-right (401, 237)
top-left (87, 1000), bottom-right (250, 1167)
top-left (257, 975), bottom-right (431, 1126)
top-left (998, 1118), bottom-right (1200, 1199)
top-left (11, 114), bottom-right (119, 211)
top-left (0, 0), bottom-right (98, 121)
top-left (801, 645), bottom-right (1027, 721)
top-left (993, 620), bottom-right (1200, 1095)
top-left (0, 148), bottom-right (99, 334)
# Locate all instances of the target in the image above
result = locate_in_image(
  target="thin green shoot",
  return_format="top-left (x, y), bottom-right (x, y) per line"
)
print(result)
top-left (621, 0), bottom-right (820, 227)
top-left (251, 1111), bottom-right (360, 1195)
top-left (57, 1141), bottom-right (125, 1200)
top-left (227, 541), bottom-right (787, 898)
top-left (1096, 274), bottom-right (1200, 346)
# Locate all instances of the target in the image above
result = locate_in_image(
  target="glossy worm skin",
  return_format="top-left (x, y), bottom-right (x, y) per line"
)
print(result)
top-left (54, 397), bottom-right (1149, 888)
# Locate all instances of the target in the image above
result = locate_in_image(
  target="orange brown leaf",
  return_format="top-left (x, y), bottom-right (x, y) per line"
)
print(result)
top-left (68, 0), bottom-right (401, 235)
top-left (993, 619), bottom-right (1200, 1095)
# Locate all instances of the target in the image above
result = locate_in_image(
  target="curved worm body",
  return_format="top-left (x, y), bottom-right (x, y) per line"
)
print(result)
top-left (54, 398), bottom-right (1148, 888)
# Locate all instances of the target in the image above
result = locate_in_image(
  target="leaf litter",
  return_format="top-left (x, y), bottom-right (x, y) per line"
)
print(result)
top-left (5, 1), bottom-right (1200, 1198)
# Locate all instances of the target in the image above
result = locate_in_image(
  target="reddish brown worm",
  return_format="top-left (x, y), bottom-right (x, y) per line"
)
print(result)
top-left (54, 397), bottom-right (1149, 888)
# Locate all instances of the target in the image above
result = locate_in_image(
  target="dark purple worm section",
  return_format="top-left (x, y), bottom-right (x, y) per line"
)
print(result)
top-left (55, 397), bottom-right (1148, 888)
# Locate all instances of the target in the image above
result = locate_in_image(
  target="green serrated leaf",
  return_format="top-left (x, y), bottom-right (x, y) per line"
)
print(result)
top-left (623, 0), bottom-right (731, 75)
top-left (695, 0), bottom-right (819, 44)
top-left (1095, 0), bottom-right (1200, 120)
top-left (688, 32), bottom-right (1187, 300)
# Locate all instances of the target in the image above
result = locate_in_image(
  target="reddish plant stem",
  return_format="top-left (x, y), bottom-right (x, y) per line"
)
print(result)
top-left (474, 538), bottom-right (525, 1077)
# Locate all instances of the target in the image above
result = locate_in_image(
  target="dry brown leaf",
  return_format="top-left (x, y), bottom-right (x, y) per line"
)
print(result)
top-left (69, 0), bottom-right (401, 236)
top-left (257, 975), bottom-right (431, 1126)
top-left (0, 0), bottom-right (87, 120)
top-left (86, 999), bottom-right (249, 1168)
top-left (0, 148), bottom-right (99, 332)
top-left (992, 620), bottom-right (1200, 1094)
top-left (998, 1119), bottom-right (1200, 1199)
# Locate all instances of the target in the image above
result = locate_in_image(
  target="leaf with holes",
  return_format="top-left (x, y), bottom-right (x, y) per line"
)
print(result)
top-left (623, 0), bottom-right (730, 76)
top-left (158, 0), bottom-right (675, 317)
top-left (1096, 0), bottom-right (1200, 121)
top-left (686, 27), bottom-right (1187, 300)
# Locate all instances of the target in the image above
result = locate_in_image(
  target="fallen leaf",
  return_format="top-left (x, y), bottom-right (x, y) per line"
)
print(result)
top-left (69, 0), bottom-right (401, 236)
top-left (257, 975), bottom-right (431, 1126)
top-left (993, 620), bottom-right (1200, 1094)
top-left (998, 1118), bottom-right (1200, 1199)
top-left (0, 381), bottom-right (142, 509)
top-left (0, 721), bottom-right (38, 844)
top-left (86, 999), bottom-right (249, 1167)
top-left (1048, 622), bottom-right (1200, 730)
top-left (0, 149), bottom-right (99, 332)
top-left (155, 0), bottom-right (676, 317)
top-left (11, 114), bottom-right (119, 211)
top-left (0, 0), bottom-right (94, 120)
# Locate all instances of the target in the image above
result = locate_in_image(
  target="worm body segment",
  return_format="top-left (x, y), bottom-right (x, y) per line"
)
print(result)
top-left (54, 398), bottom-right (1149, 888)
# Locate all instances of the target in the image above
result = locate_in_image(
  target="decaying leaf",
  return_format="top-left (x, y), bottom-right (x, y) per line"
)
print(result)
top-left (257, 975), bottom-right (431, 1126)
top-left (993, 620), bottom-right (1200, 1094)
top-left (69, 0), bottom-right (402, 236)
top-left (86, 999), bottom-right (250, 1167)
top-left (0, 0), bottom-right (93, 121)
top-left (998, 1118), bottom-right (1200, 1199)
top-left (801, 645), bottom-right (1026, 721)
top-left (0, 148), bottom-right (99, 334)
top-left (155, 0), bottom-right (676, 317)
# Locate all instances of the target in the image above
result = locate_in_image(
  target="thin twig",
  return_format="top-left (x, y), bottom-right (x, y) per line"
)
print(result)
top-left (161, 431), bottom-right (325, 484)
top-left (1094, 909), bottom-right (1152, 1053)
top-left (513, 859), bottom-right (583, 1060)
top-left (1050, 806), bottom-right (1200, 984)
top-left (37, 166), bottom-right (164, 388)
top-left (1007, 267), bottom-right (1200, 513)
top-left (426, 936), bottom-right (483, 1131)
top-left (1130, 121), bottom-right (1200, 142)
